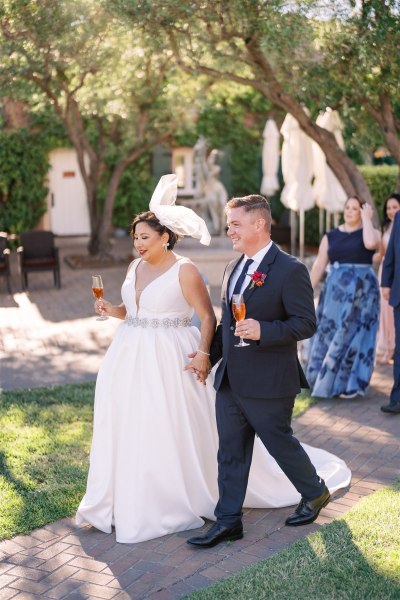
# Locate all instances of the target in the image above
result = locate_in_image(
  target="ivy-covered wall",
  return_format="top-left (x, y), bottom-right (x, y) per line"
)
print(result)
top-left (1, 100), bottom-right (398, 241)
top-left (0, 130), bottom-right (50, 234)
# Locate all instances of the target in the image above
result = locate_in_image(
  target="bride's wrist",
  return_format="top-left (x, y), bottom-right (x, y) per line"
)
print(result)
top-left (196, 349), bottom-right (210, 356)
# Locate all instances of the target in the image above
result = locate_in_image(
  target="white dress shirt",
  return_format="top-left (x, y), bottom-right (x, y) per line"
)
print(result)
top-left (229, 241), bottom-right (273, 299)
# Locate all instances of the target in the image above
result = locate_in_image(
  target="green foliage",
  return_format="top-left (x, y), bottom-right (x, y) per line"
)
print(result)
top-left (195, 88), bottom-right (275, 197)
top-left (111, 154), bottom-right (155, 228)
top-left (359, 165), bottom-right (399, 223)
top-left (30, 108), bottom-right (70, 149)
top-left (0, 130), bottom-right (50, 234)
top-left (304, 206), bottom-right (321, 247)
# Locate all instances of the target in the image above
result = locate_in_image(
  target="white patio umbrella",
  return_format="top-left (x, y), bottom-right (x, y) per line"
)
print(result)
top-left (260, 118), bottom-right (280, 197)
top-left (280, 112), bottom-right (315, 259)
top-left (312, 108), bottom-right (347, 236)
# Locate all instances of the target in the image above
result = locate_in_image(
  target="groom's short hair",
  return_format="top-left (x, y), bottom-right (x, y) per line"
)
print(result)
top-left (226, 195), bottom-right (272, 233)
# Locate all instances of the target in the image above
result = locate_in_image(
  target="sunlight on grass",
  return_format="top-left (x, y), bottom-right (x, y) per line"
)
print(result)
top-left (185, 481), bottom-right (400, 600)
top-left (0, 383), bottom-right (316, 541)
top-left (293, 389), bottom-right (317, 418)
top-left (0, 383), bottom-right (94, 540)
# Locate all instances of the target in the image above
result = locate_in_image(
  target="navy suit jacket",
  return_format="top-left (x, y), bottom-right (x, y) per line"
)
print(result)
top-left (382, 210), bottom-right (400, 309)
top-left (210, 243), bottom-right (316, 399)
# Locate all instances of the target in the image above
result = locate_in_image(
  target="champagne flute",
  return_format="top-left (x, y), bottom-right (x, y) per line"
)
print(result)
top-left (232, 293), bottom-right (250, 347)
top-left (92, 275), bottom-right (108, 321)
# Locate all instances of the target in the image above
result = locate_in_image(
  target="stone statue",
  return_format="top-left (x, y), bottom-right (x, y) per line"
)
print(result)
top-left (192, 137), bottom-right (228, 236)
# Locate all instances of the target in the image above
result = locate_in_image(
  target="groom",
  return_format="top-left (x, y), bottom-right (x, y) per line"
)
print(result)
top-left (188, 194), bottom-right (330, 548)
top-left (381, 209), bottom-right (400, 414)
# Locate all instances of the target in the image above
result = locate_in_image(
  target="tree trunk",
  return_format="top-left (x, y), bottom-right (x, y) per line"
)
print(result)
top-left (94, 136), bottom-right (172, 257)
top-left (92, 148), bottom-right (148, 258)
top-left (365, 95), bottom-right (400, 166)
top-left (244, 40), bottom-right (374, 207)
top-left (93, 163), bottom-right (127, 258)
top-left (363, 95), bottom-right (400, 193)
top-left (181, 37), bottom-right (375, 209)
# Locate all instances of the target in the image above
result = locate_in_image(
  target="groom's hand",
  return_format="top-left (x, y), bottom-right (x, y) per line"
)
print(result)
top-left (184, 352), bottom-right (211, 384)
top-left (235, 318), bottom-right (261, 341)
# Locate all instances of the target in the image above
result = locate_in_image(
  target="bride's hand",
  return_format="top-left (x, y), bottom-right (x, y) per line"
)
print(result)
top-left (95, 298), bottom-right (112, 316)
top-left (184, 352), bottom-right (211, 384)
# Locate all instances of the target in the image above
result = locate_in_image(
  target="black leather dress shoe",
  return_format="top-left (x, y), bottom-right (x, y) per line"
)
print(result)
top-left (187, 522), bottom-right (243, 548)
top-left (285, 486), bottom-right (331, 526)
top-left (381, 402), bottom-right (400, 414)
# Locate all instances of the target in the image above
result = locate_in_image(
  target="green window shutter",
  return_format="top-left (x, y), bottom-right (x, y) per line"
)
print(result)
top-left (152, 145), bottom-right (172, 179)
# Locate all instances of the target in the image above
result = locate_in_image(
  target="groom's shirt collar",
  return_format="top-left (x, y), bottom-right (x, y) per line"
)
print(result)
top-left (246, 241), bottom-right (273, 272)
top-left (229, 241), bottom-right (273, 298)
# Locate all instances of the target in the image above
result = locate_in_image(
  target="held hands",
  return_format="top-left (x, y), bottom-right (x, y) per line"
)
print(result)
top-left (184, 352), bottom-right (211, 385)
top-left (235, 318), bottom-right (261, 341)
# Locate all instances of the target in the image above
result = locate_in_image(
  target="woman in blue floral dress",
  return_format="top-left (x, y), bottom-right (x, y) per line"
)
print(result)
top-left (306, 196), bottom-right (381, 399)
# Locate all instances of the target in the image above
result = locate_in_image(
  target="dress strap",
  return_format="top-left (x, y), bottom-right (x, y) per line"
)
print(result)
top-left (127, 258), bottom-right (141, 274)
top-left (176, 257), bottom-right (193, 267)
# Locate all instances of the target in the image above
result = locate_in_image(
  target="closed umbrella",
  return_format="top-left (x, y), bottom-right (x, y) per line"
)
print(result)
top-left (260, 118), bottom-right (280, 197)
top-left (312, 108), bottom-right (347, 236)
top-left (280, 112), bottom-right (315, 259)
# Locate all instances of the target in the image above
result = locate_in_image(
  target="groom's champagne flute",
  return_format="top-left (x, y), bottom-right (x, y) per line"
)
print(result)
top-left (232, 293), bottom-right (250, 347)
top-left (92, 275), bottom-right (108, 321)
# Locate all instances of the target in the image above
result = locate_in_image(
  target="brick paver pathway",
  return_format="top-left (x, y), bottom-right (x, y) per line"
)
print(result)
top-left (1, 237), bottom-right (399, 599)
top-left (0, 236), bottom-right (234, 389)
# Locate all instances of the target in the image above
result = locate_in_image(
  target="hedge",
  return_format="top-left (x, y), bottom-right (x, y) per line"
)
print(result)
top-left (0, 130), bottom-right (49, 235)
top-left (359, 165), bottom-right (399, 221)
top-left (301, 165), bottom-right (399, 246)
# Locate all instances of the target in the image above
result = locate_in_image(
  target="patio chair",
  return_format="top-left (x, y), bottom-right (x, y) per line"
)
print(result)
top-left (17, 230), bottom-right (61, 290)
top-left (0, 232), bottom-right (12, 293)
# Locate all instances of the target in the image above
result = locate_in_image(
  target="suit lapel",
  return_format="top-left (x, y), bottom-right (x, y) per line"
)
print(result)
top-left (243, 243), bottom-right (280, 304)
top-left (223, 255), bottom-right (243, 316)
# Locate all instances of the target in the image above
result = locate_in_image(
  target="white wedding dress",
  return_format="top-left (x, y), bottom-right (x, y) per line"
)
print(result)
top-left (76, 258), bottom-right (351, 544)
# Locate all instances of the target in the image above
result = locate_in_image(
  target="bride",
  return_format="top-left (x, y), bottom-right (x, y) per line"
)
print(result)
top-left (76, 174), bottom-right (351, 544)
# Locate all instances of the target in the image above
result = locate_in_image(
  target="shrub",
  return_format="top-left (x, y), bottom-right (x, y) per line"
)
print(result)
top-left (0, 130), bottom-right (49, 234)
top-left (359, 165), bottom-right (399, 220)
top-left (301, 165), bottom-right (399, 247)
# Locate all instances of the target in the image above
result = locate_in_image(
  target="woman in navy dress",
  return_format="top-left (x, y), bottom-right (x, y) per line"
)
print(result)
top-left (306, 196), bottom-right (381, 399)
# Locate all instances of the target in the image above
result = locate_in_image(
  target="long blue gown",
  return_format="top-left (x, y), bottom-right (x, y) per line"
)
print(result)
top-left (306, 228), bottom-right (379, 398)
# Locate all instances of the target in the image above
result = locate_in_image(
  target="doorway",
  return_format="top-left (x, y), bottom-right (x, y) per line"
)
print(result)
top-left (48, 148), bottom-right (91, 235)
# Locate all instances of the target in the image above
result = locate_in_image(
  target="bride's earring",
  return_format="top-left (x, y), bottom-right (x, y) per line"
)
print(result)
top-left (163, 241), bottom-right (170, 253)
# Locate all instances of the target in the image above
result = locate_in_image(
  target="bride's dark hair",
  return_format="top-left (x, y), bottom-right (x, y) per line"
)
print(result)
top-left (130, 211), bottom-right (179, 249)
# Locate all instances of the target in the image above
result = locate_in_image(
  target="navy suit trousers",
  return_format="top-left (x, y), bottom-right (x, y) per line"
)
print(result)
top-left (391, 306), bottom-right (400, 404)
top-left (214, 375), bottom-right (324, 527)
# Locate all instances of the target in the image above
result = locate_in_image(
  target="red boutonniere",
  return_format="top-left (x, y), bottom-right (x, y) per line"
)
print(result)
top-left (250, 271), bottom-right (267, 289)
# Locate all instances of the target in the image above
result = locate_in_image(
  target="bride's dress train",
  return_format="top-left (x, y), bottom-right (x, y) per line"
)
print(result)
top-left (76, 258), bottom-right (351, 544)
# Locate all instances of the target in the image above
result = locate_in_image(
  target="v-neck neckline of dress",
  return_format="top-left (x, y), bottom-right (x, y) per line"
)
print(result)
top-left (134, 258), bottom-right (182, 311)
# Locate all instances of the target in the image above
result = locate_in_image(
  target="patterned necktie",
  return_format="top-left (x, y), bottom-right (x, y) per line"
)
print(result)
top-left (232, 258), bottom-right (254, 298)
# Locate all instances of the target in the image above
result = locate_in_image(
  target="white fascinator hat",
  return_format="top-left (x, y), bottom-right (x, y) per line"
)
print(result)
top-left (149, 174), bottom-right (211, 246)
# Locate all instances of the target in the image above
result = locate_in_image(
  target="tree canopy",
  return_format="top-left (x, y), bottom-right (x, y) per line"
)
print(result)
top-left (0, 0), bottom-right (207, 254)
top-left (1, 0), bottom-right (400, 249)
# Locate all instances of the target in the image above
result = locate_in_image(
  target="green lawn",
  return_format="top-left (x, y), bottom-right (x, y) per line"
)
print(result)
top-left (0, 383), bottom-right (94, 541)
top-left (185, 480), bottom-right (400, 600)
top-left (0, 384), bottom-right (314, 541)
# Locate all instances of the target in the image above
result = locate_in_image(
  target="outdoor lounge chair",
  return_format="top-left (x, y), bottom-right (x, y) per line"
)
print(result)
top-left (0, 232), bottom-right (12, 293)
top-left (17, 230), bottom-right (61, 290)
